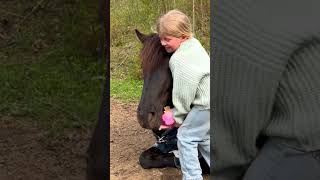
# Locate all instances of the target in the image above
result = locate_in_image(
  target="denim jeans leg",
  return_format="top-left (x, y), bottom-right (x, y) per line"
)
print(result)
top-left (177, 108), bottom-right (210, 180)
top-left (199, 134), bottom-right (210, 166)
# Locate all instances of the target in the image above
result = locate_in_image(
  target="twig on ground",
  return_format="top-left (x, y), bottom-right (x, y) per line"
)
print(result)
top-left (16, 0), bottom-right (48, 29)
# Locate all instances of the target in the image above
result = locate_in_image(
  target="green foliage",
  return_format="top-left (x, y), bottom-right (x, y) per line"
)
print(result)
top-left (111, 0), bottom-right (210, 80)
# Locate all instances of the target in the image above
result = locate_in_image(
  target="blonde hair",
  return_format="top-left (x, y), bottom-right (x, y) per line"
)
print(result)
top-left (156, 9), bottom-right (193, 38)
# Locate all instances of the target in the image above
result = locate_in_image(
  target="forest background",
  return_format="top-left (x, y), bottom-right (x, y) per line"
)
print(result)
top-left (110, 0), bottom-right (210, 101)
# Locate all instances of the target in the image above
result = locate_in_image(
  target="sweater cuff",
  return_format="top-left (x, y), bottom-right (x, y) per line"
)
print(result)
top-left (172, 108), bottom-right (184, 124)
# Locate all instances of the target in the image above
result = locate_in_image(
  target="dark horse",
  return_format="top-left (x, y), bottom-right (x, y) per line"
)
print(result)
top-left (136, 30), bottom-right (173, 130)
top-left (135, 29), bottom-right (210, 173)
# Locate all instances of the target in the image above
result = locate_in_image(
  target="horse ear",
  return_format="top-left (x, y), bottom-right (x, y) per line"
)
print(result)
top-left (135, 29), bottom-right (147, 43)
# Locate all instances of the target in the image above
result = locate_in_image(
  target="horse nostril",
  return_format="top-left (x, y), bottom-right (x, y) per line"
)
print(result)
top-left (148, 112), bottom-right (155, 121)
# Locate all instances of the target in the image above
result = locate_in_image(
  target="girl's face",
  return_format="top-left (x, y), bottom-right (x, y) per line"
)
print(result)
top-left (160, 35), bottom-right (188, 53)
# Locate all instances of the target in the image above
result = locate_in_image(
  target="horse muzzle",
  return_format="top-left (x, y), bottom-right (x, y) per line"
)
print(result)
top-left (136, 110), bottom-right (160, 130)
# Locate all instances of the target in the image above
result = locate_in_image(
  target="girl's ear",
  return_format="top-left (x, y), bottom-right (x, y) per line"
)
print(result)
top-left (135, 29), bottom-right (147, 43)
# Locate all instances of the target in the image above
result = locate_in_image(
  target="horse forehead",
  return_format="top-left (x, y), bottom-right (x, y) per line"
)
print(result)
top-left (144, 62), bottom-right (169, 76)
top-left (142, 59), bottom-right (168, 77)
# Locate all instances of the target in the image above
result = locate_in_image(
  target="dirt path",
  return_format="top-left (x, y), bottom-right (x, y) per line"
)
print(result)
top-left (110, 98), bottom-right (183, 180)
top-left (110, 98), bottom-right (210, 180)
top-left (0, 99), bottom-right (181, 180)
top-left (0, 98), bottom-right (208, 180)
top-left (0, 116), bottom-right (91, 180)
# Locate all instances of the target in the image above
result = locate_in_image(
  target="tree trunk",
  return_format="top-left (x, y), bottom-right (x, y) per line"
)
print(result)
top-left (86, 0), bottom-right (109, 179)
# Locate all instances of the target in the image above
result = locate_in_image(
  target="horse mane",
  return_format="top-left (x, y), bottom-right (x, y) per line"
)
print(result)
top-left (140, 34), bottom-right (171, 76)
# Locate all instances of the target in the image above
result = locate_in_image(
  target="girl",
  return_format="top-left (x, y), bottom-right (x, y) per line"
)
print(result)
top-left (157, 9), bottom-right (210, 180)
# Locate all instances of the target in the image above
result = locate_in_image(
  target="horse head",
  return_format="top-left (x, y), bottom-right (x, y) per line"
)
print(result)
top-left (135, 29), bottom-right (173, 130)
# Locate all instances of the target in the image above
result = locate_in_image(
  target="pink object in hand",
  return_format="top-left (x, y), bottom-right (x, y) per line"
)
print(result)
top-left (161, 111), bottom-right (175, 126)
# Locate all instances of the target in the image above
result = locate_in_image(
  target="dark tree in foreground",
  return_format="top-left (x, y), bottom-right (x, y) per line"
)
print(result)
top-left (86, 0), bottom-right (109, 179)
top-left (86, 82), bottom-right (108, 180)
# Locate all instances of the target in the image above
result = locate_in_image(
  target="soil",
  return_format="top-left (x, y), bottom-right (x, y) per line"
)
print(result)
top-left (0, 98), bottom-right (209, 180)
top-left (0, 116), bottom-right (91, 180)
top-left (110, 98), bottom-right (209, 180)
top-left (110, 99), bottom-right (182, 180)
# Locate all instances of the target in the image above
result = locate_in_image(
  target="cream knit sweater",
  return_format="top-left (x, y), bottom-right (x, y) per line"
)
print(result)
top-left (169, 37), bottom-right (210, 124)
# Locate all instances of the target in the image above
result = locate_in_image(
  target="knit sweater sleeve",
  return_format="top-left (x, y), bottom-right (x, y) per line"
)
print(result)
top-left (169, 56), bottom-right (202, 124)
top-left (212, 1), bottom-right (320, 179)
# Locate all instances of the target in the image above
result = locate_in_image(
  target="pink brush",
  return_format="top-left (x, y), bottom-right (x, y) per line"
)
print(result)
top-left (159, 106), bottom-right (175, 130)
top-left (162, 110), bottom-right (175, 125)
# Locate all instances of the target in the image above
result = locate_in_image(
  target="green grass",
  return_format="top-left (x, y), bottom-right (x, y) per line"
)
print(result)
top-left (110, 0), bottom-right (210, 91)
top-left (1, 0), bottom-right (209, 137)
top-left (0, 55), bottom-right (105, 136)
top-left (110, 78), bottom-right (143, 102)
top-left (0, 0), bottom-right (105, 136)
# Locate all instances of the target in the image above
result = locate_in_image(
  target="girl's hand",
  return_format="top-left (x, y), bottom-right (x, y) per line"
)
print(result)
top-left (159, 125), bottom-right (172, 130)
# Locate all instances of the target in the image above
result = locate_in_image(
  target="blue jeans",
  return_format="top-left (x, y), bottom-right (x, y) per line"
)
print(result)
top-left (177, 107), bottom-right (210, 180)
